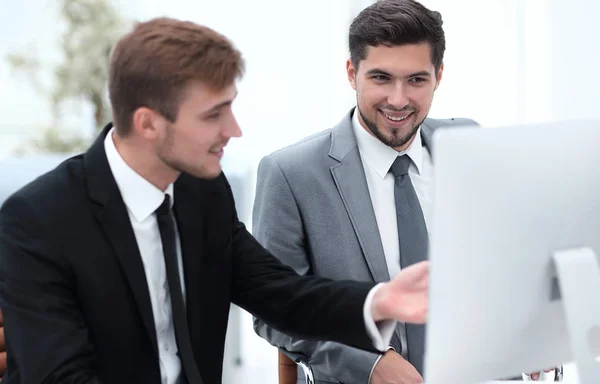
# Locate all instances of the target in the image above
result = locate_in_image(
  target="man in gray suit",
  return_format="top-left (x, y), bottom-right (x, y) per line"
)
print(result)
top-left (253, 0), bottom-right (553, 383)
top-left (253, 2), bottom-right (459, 383)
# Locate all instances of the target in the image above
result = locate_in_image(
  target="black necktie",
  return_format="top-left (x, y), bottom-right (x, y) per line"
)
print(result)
top-left (390, 155), bottom-right (428, 374)
top-left (155, 195), bottom-right (203, 384)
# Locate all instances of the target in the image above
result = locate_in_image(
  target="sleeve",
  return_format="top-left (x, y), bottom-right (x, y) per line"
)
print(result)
top-left (249, 154), bottom-right (386, 383)
top-left (0, 195), bottom-right (103, 384)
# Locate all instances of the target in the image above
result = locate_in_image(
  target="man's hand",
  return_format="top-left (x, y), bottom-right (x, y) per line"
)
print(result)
top-left (527, 368), bottom-right (556, 381)
top-left (371, 261), bottom-right (429, 323)
top-left (371, 350), bottom-right (423, 384)
top-left (0, 308), bottom-right (5, 380)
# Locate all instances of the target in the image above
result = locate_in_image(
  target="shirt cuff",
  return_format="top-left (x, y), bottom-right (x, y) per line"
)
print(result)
top-left (368, 346), bottom-right (396, 384)
top-left (363, 283), bottom-right (396, 352)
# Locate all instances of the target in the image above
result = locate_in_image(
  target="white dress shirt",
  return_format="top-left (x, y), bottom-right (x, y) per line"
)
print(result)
top-left (352, 110), bottom-right (433, 361)
top-left (104, 128), bottom-right (186, 384)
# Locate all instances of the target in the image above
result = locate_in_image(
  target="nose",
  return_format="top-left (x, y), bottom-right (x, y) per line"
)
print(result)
top-left (387, 83), bottom-right (409, 109)
top-left (222, 114), bottom-right (242, 139)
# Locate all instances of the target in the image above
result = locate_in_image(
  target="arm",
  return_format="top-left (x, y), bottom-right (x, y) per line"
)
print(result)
top-left (0, 195), bottom-right (102, 384)
top-left (250, 154), bottom-right (384, 383)
top-left (230, 219), bottom-right (378, 353)
top-left (222, 163), bottom-right (378, 355)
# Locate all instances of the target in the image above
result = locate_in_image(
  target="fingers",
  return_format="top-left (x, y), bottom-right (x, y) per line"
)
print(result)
top-left (528, 368), bottom-right (555, 381)
top-left (407, 260), bottom-right (429, 274)
top-left (401, 261), bottom-right (430, 287)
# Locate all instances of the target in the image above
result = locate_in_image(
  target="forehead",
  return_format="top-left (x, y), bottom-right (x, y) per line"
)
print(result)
top-left (178, 81), bottom-right (238, 109)
top-left (359, 42), bottom-right (435, 75)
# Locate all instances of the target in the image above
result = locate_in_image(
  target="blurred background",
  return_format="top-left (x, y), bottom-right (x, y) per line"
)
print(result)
top-left (0, 0), bottom-right (596, 382)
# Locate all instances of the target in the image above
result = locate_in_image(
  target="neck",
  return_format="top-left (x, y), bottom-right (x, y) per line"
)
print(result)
top-left (111, 131), bottom-right (179, 191)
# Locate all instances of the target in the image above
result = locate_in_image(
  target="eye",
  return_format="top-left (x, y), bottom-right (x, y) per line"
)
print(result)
top-left (409, 77), bottom-right (427, 84)
top-left (372, 75), bottom-right (390, 82)
top-left (206, 113), bottom-right (221, 120)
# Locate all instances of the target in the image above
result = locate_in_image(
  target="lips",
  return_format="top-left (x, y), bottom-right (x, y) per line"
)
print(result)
top-left (209, 141), bottom-right (228, 154)
top-left (379, 110), bottom-right (414, 123)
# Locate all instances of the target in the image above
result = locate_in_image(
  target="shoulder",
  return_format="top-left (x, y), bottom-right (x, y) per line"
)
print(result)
top-left (0, 155), bottom-right (86, 254)
top-left (1, 154), bottom-right (85, 218)
top-left (262, 128), bottom-right (333, 168)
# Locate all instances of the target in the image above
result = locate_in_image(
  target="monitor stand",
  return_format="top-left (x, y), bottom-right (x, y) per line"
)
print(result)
top-left (552, 247), bottom-right (600, 383)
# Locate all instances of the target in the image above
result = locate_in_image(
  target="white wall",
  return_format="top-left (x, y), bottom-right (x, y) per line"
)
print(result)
top-left (546, 0), bottom-right (600, 122)
top-left (122, 0), bottom-right (569, 165)
top-left (2, 0), bottom-right (599, 159)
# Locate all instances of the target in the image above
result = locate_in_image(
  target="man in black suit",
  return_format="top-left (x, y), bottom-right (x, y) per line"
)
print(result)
top-left (0, 17), bottom-right (429, 384)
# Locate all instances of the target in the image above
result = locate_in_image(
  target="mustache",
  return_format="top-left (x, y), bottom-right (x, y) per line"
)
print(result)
top-left (376, 104), bottom-right (416, 113)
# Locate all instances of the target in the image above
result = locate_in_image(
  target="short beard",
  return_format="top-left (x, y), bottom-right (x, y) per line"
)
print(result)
top-left (157, 123), bottom-right (221, 180)
top-left (357, 105), bottom-right (423, 149)
top-left (158, 124), bottom-right (192, 177)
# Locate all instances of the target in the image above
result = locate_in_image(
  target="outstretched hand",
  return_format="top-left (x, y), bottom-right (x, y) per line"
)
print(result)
top-left (371, 349), bottom-right (424, 384)
top-left (527, 368), bottom-right (557, 381)
top-left (371, 261), bottom-right (429, 323)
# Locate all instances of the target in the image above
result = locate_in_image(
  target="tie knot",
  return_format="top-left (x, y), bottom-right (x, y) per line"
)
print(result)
top-left (155, 194), bottom-right (172, 216)
top-left (390, 155), bottom-right (412, 177)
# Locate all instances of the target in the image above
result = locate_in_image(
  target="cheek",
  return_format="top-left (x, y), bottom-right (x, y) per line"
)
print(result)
top-left (359, 86), bottom-right (385, 108)
top-left (185, 138), bottom-right (209, 157)
top-left (189, 132), bottom-right (221, 157)
top-left (178, 125), bottom-right (212, 148)
top-left (410, 86), bottom-right (436, 107)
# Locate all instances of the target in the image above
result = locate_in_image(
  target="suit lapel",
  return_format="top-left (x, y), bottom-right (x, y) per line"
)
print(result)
top-left (329, 110), bottom-right (391, 283)
top-left (329, 114), bottom-right (438, 276)
top-left (97, 194), bottom-right (158, 354)
top-left (84, 124), bottom-right (158, 355)
top-left (172, 175), bottom-right (203, 326)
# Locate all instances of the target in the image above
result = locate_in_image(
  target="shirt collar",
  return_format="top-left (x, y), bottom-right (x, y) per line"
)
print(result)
top-left (104, 127), bottom-right (174, 222)
top-left (352, 107), bottom-right (423, 179)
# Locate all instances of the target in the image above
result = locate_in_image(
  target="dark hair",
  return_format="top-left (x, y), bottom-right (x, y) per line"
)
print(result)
top-left (349, 0), bottom-right (445, 71)
top-left (108, 17), bottom-right (245, 135)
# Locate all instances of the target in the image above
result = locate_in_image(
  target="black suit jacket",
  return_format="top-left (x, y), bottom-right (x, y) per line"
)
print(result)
top-left (0, 124), bottom-right (377, 384)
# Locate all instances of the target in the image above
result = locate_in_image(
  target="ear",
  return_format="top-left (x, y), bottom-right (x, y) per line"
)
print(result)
top-left (346, 58), bottom-right (358, 90)
top-left (434, 63), bottom-right (444, 91)
top-left (131, 107), bottom-right (165, 140)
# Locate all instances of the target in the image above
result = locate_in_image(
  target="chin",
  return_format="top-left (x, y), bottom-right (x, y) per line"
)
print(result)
top-left (192, 166), bottom-right (222, 180)
top-left (204, 171), bottom-right (222, 180)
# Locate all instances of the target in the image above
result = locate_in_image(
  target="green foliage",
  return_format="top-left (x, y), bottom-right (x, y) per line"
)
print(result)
top-left (6, 0), bottom-right (127, 154)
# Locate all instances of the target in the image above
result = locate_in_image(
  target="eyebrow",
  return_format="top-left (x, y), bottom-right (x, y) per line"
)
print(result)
top-left (202, 92), bottom-right (238, 115)
top-left (365, 69), bottom-right (432, 78)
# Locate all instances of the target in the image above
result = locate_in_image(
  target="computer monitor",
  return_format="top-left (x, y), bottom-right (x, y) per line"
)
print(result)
top-left (424, 120), bottom-right (600, 384)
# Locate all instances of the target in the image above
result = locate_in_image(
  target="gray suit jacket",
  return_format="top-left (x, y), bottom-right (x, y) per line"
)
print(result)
top-left (252, 109), bottom-right (477, 383)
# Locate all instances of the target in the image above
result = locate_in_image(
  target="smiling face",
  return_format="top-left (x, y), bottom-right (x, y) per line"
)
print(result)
top-left (154, 81), bottom-right (242, 180)
top-left (347, 42), bottom-right (443, 151)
